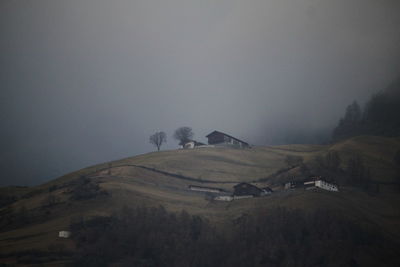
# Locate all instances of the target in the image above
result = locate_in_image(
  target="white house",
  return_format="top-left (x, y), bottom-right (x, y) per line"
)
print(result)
top-left (58, 231), bottom-right (71, 238)
top-left (315, 180), bottom-right (339, 192)
top-left (304, 180), bottom-right (339, 192)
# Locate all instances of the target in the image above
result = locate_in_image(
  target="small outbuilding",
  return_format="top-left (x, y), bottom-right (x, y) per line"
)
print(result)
top-left (214, 195), bottom-right (233, 201)
top-left (58, 231), bottom-right (71, 238)
top-left (303, 180), bottom-right (339, 192)
top-left (315, 180), bottom-right (339, 192)
top-left (188, 185), bottom-right (224, 193)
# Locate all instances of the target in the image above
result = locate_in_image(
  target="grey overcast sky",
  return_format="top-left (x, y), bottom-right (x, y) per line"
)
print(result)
top-left (1, 0), bottom-right (399, 186)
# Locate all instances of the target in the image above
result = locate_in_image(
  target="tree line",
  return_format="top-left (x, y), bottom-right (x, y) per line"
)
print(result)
top-left (332, 79), bottom-right (400, 141)
top-left (70, 206), bottom-right (400, 267)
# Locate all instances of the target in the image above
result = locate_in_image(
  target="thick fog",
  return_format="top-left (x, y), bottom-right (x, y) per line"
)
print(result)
top-left (1, 0), bottom-right (399, 186)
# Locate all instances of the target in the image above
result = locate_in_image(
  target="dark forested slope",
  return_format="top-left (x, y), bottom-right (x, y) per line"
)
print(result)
top-left (333, 78), bottom-right (400, 141)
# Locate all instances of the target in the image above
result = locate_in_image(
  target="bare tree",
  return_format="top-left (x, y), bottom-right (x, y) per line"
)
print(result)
top-left (173, 127), bottom-right (194, 145)
top-left (149, 131), bottom-right (167, 151)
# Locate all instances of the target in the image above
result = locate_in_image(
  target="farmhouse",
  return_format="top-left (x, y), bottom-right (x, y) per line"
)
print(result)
top-left (233, 183), bottom-right (263, 197)
top-left (304, 180), bottom-right (339, 192)
top-left (315, 180), bottom-right (339, 192)
top-left (188, 185), bottom-right (224, 193)
top-left (206, 131), bottom-right (249, 148)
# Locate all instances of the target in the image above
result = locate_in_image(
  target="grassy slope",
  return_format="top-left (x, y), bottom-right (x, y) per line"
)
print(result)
top-left (331, 135), bottom-right (400, 182)
top-left (1, 136), bottom-right (400, 263)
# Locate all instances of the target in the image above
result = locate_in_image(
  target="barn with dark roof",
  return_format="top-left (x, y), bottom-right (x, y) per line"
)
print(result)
top-left (206, 131), bottom-right (249, 148)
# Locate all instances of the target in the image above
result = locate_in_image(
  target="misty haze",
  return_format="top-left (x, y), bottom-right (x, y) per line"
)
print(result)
top-left (1, 0), bottom-right (400, 266)
top-left (1, 0), bottom-right (399, 186)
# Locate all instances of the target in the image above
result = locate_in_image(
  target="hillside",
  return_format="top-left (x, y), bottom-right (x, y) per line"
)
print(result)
top-left (1, 136), bottom-right (400, 265)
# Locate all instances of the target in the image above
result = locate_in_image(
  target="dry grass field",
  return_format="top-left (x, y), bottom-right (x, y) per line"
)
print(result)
top-left (1, 136), bottom-right (400, 265)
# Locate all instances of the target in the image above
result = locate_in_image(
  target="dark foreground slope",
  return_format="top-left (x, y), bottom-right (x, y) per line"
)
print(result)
top-left (0, 136), bottom-right (400, 266)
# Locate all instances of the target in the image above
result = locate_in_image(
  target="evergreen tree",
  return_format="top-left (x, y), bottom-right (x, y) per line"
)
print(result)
top-left (332, 101), bottom-right (362, 141)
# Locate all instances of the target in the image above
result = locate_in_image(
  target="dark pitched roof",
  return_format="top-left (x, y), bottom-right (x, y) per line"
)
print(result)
top-left (206, 131), bottom-right (249, 145)
top-left (233, 182), bottom-right (261, 190)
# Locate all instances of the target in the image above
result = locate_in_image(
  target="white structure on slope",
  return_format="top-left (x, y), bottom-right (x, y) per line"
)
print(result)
top-left (188, 185), bottom-right (223, 193)
top-left (304, 180), bottom-right (339, 192)
top-left (233, 195), bottom-right (254, 200)
top-left (59, 231), bottom-right (71, 238)
top-left (315, 180), bottom-right (339, 192)
top-left (214, 195), bottom-right (233, 201)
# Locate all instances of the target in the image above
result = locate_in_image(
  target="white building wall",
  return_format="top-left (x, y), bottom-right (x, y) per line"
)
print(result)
top-left (189, 186), bottom-right (221, 193)
top-left (59, 231), bottom-right (71, 238)
top-left (214, 195), bottom-right (233, 201)
top-left (184, 142), bottom-right (195, 149)
top-left (315, 180), bottom-right (339, 192)
top-left (233, 195), bottom-right (254, 200)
